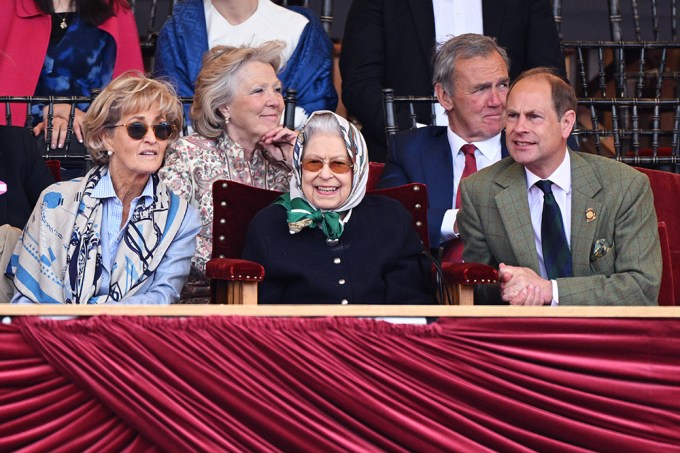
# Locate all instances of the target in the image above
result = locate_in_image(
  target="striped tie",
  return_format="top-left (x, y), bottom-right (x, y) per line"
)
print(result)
top-left (535, 180), bottom-right (572, 279)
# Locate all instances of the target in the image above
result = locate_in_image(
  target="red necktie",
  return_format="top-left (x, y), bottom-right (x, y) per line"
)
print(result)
top-left (455, 144), bottom-right (478, 208)
top-left (443, 144), bottom-right (477, 262)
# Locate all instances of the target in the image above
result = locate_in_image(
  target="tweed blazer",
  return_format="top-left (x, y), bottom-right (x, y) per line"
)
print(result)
top-left (457, 151), bottom-right (662, 305)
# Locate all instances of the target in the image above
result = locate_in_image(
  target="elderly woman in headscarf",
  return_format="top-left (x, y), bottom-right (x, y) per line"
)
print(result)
top-left (242, 111), bottom-right (431, 304)
top-left (9, 73), bottom-right (201, 304)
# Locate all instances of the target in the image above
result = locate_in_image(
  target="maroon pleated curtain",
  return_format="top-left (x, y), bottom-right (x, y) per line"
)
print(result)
top-left (1, 315), bottom-right (679, 451)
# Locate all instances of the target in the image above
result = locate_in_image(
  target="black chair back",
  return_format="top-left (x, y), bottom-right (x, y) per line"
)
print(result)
top-left (382, 88), bottom-right (438, 143)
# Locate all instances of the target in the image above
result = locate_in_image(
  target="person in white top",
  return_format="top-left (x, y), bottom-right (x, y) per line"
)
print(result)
top-left (155, 0), bottom-right (337, 128)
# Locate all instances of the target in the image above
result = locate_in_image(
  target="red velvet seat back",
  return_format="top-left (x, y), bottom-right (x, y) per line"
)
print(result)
top-left (211, 181), bottom-right (282, 260)
top-left (211, 179), bottom-right (429, 259)
top-left (635, 167), bottom-right (680, 305)
top-left (657, 222), bottom-right (675, 305)
top-left (370, 183), bottom-right (429, 250)
top-left (367, 162), bottom-right (385, 191)
top-left (45, 159), bottom-right (61, 182)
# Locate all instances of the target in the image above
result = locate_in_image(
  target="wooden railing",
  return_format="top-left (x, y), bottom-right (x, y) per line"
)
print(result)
top-left (2, 305), bottom-right (679, 318)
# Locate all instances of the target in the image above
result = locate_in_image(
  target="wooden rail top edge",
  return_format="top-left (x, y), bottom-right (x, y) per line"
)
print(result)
top-left (1, 305), bottom-right (679, 318)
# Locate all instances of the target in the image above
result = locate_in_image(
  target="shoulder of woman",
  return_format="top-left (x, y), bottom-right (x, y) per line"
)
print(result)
top-left (267, 3), bottom-right (310, 27)
top-left (356, 194), bottom-right (412, 222)
top-left (173, 134), bottom-right (217, 151)
top-left (360, 194), bottom-right (408, 210)
top-left (252, 202), bottom-right (287, 224)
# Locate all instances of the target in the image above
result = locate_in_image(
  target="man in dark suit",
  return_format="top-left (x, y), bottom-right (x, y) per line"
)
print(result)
top-left (340, 0), bottom-right (565, 162)
top-left (458, 68), bottom-right (661, 305)
top-left (378, 34), bottom-right (510, 256)
top-left (0, 125), bottom-right (55, 302)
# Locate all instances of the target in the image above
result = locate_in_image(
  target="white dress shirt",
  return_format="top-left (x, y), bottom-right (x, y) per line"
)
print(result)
top-left (430, 0), bottom-right (483, 126)
top-left (525, 150), bottom-right (572, 305)
top-left (440, 128), bottom-right (502, 243)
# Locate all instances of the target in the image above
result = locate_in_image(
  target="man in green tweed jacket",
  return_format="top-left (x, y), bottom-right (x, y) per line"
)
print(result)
top-left (458, 68), bottom-right (661, 306)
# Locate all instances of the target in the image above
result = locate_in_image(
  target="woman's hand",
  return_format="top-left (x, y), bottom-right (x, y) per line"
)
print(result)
top-left (33, 104), bottom-right (86, 149)
top-left (259, 126), bottom-right (297, 166)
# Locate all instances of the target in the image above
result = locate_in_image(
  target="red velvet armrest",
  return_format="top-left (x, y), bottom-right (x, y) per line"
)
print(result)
top-left (440, 262), bottom-right (498, 285)
top-left (205, 258), bottom-right (265, 282)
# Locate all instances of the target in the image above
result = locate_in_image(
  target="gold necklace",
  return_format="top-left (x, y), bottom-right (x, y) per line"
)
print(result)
top-left (56, 11), bottom-right (68, 29)
top-left (54, 0), bottom-right (71, 29)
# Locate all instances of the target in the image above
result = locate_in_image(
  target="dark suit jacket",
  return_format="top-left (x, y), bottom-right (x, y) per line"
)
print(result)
top-left (0, 126), bottom-right (55, 229)
top-left (377, 126), bottom-right (509, 247)
top-left (242, 195), bottom-right (432, 305)
top-left (457, 151), bottom-right (662, 305)
top-left (340, 0), bottom-right (565, 161)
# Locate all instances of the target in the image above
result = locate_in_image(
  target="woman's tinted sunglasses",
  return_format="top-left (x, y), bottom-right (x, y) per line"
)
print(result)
top-left (111, 122), bottom-right (175, 141)
top-left (301, 159), bottom-right (354, 174)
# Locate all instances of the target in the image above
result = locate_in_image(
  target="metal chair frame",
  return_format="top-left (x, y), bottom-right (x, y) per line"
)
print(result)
top-left (1, 90), bottom-right (298, 176)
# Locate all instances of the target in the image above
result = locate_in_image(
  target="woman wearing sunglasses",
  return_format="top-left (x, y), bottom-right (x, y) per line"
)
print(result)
top-left (160, 42), bottom-right (297, 301)
top-left (241, 111), bottom-right (431, 305)
top-left (8, 73), bottom-right (201, 304)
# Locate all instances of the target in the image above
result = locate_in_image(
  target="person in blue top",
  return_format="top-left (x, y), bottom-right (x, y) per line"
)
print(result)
top-left (8, 73), bottom-right (201, 305)
top-left (154, 0), bottom-right (337, 128)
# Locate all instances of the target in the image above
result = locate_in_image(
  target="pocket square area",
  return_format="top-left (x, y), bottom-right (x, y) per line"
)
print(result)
top-left (591, 238), bottom-right (613, 260)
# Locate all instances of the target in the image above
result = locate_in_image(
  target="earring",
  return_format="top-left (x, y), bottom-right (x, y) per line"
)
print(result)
top-left (107, 150), bottom-right (113, 156)
top-left (225, 116), bottom-right (230, 125)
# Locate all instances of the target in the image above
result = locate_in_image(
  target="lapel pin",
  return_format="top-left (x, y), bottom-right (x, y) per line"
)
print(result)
top-left (585, 208), bottom-right (597, 222)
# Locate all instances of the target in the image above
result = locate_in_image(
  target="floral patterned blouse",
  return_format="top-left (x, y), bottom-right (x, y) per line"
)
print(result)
top-left (160, 132), bottom-right (290, 274)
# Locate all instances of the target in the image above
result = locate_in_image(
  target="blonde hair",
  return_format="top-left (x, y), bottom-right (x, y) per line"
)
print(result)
top-left (191, 41), bottom-right (285, 138)
top-left (83, 72), bottom-right (183, 164)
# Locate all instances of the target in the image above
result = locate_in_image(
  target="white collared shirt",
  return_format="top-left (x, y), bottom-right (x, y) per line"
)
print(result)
top-left (430, 0), bottom-right (483, 126)
top-left (440, 128), bottom-right (502, 243)
top-left (432, 0), bottom-right (483, 45)
top-left (525, 149), bottom-right (572, 305)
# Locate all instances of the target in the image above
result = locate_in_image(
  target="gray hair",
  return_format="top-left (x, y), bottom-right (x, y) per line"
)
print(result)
top-left (191, 41), bottom-right (285, 138)
top-left (300, 112), bottom-right (344, 158)
top-left (432, 33), bottom-right (510, 95)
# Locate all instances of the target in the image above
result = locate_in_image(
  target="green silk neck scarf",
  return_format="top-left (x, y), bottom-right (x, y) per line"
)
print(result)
top-left (275, 193), bottom-right (344, 239)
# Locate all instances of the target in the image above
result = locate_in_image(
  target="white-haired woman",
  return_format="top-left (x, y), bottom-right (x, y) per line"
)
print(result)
top-left (242, 111), bottom-right (432, 305)
top-left (160, 42), bottom-right (297, 300)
